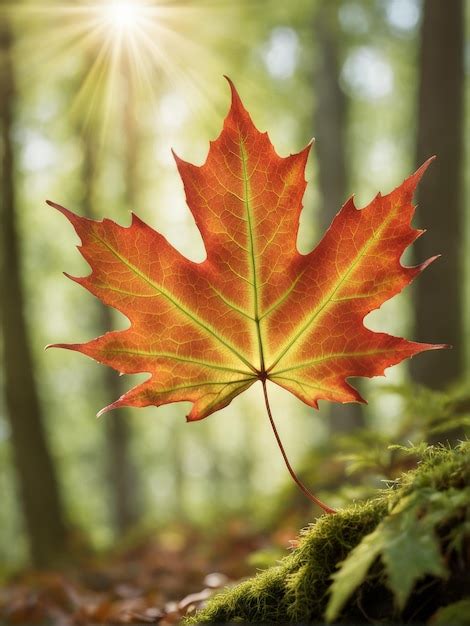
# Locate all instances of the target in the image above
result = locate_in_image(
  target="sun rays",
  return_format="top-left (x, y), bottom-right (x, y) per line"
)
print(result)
top-left (6, 0), bottom-right (239, 142)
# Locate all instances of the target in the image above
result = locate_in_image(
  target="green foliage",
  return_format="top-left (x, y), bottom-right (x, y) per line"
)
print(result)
top-left (337, 382), bottom-right (470, 479)
top-left (186, 444), bottom-right (470, 625)
top-left (378, 381), bottom-right (470, 439)
top-left (432, 600), bottom-right (470, 625)
top-left (327, 487), bottom-right (468, 619)
top-left (335, 429), bottom-right (397, 476)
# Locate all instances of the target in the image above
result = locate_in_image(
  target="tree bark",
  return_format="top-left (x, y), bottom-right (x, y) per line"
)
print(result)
top-left (313, 3), bottom-right (363, 430)
top-left (411, 0), bottom-right (465, 389)
top-left (313, 4), bottom-right (348, 234)
top-left (0, 14), bottom-right (68, 567)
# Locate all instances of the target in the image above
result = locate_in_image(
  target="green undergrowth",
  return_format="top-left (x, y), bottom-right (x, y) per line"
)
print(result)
top-left (187, 443), bottom-right (470, 625)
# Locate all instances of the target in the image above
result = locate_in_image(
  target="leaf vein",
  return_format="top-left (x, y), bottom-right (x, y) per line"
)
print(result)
top-left (92, 232), bottom-right (256, 372)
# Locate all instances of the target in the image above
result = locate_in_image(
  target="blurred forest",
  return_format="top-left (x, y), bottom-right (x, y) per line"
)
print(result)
top-left (0, 0), bottom-right (469, 620)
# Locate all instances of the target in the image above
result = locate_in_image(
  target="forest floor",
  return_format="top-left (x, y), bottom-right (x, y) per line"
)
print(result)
top-left (0, 517), bottom-right (299, 625)
top-left (3, 444), bottom-right (468, 625)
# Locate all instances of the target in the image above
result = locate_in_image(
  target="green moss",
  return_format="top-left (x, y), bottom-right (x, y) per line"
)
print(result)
top-left (187, 444), bottom-right (470, 625)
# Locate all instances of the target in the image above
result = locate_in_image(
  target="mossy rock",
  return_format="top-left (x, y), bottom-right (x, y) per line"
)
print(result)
top-left (187, 444), bottom-right (470, 625)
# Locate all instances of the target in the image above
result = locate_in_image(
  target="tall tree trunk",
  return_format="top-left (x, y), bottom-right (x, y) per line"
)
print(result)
top-left (0, 14), bottom-right (68, 567)
top-left (313, 3), bottom-right (363, 430)
top-left (79, 96), bottom-right (140, 536)
top-left (103, 328), bottom-right (140, 534)
top-left (313, 4), bottom-right (348, 234)
top-left (411, 0), bottom-right (465, 389)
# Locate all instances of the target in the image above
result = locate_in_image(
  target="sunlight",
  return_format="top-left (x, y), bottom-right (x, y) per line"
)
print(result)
top-left (8, 0), bottom-right (235, 141)
top-left (101, 0), bottom-right (147, 33)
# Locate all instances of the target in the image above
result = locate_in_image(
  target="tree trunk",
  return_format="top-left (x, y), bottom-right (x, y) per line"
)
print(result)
top-left (313, 3), bottom-right (363, 430)
top-left (0, 14), bottom-right (68, 567)
top-left (411, 0), bottom-right (465, 389)
top-left (102, 311), bottom-right (141, 533)
top-left (79, 99), bottom-right (140, 536)
top-left (313, 4), bottom-right (348, 234)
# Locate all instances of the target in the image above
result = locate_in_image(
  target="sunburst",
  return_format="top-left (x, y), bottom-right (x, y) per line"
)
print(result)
top-left (7, 0), bottom-right (241, 140)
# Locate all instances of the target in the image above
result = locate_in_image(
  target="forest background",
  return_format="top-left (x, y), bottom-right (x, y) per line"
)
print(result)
top-left (0, 0), bottom-right (469, 578)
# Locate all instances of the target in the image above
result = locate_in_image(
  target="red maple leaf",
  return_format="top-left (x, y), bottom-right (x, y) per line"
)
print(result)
top-left (49, 80), bottom-right (444, 512)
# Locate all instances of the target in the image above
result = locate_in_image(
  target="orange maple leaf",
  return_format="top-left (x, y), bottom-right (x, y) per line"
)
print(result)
top-left (49, 80), bottom-right (444, 512)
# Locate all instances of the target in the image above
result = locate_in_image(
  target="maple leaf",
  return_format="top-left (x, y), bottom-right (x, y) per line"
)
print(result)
top-left (49, 80), bottom-right (444, 512)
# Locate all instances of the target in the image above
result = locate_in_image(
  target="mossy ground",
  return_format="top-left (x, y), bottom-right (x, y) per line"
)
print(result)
top-left (186, 444), bottom-right (470, 625)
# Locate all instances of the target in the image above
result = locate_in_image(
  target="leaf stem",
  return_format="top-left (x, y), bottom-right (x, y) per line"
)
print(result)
top-left (261, 380), bottom-right (336, 515)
